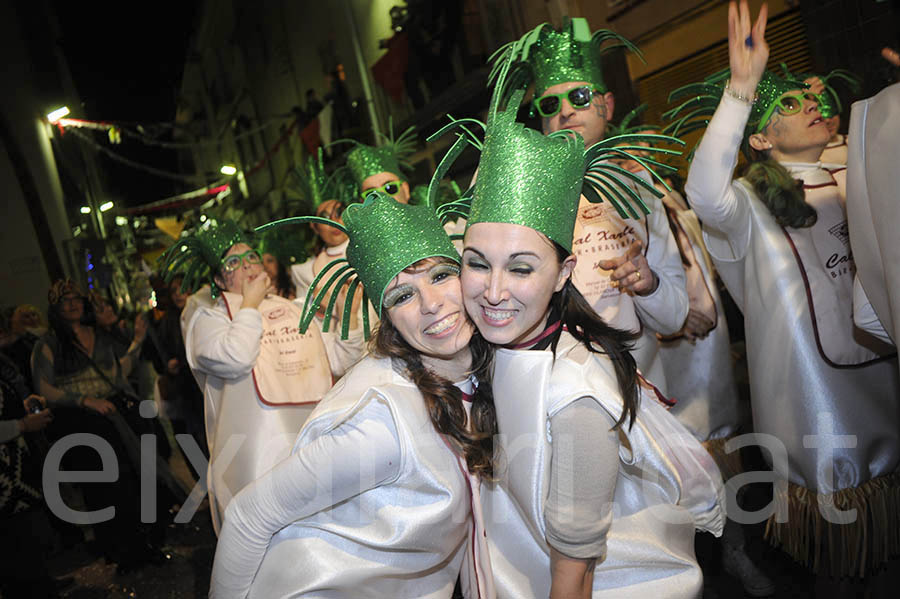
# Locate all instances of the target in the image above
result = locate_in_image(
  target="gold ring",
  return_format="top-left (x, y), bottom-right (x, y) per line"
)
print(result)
top-left (635, 271), bottom-right (642, 281)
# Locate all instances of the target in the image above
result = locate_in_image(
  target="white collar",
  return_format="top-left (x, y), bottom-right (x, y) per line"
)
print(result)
top-left (780, 161), bottom-right (842, 186)
top-left (324, 239), bottom-right (349, 257)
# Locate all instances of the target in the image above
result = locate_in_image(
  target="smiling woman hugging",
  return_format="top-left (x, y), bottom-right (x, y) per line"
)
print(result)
top-left (209, 192), bottom-right (496, 599)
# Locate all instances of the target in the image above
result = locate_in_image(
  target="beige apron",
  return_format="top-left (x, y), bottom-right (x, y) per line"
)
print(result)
top-left (571, 195), bottom-right (650, 333)
top-left (222, 293), bottom-right (332, 405)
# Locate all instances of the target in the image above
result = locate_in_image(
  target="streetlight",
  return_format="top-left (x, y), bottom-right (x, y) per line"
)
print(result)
top-left (99, 201), bottom-right (114, 212)
top-left (220, 165), bottom-right (237, 176)
top-left (80, 206), bottom-right (91, 214)
top-left (47, 106), bottom-right (70, 123)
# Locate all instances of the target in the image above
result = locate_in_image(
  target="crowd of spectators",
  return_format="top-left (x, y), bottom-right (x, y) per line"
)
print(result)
top-left (0, 276), bottom-right (205, 597)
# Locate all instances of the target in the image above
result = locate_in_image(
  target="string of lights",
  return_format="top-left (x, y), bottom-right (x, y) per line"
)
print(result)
top-left (56, 114), bottom-right (297, 150)
top-left (65, 127), bottom-right (214, 183)
top-left (117, 115), bottom-right (293, 149)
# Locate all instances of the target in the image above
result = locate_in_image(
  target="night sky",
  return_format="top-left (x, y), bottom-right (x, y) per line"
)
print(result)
top-left (51, 0), bottom-right (200, 208)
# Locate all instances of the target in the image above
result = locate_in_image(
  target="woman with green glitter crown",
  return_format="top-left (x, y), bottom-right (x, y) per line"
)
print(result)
top-left (429, 50), bottom-right (724, 597)
top-left (209, 192), bottom-right (497, 598)
top-left (669, 0), bottom-right (900, 586)
top-left (162, 219), bottom-right (365, 534)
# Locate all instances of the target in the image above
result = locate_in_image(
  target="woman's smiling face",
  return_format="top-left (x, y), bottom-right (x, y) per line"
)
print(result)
top-left (383, 258), bottom-right (473, 362)
top-left (461, 223), bottom-right (575, 346)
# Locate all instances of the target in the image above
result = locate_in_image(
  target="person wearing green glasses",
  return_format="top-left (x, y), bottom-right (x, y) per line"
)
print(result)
top-left (493, 17), bottom-right (690, 397)
top-left (163, 219), bottom-right (365, 534)
top-left (797, 68), bottom-right (863, 166)
top-left (343, 125), bottom-right (417, 205)
top-left (671, 1), bottom-right (899, 586)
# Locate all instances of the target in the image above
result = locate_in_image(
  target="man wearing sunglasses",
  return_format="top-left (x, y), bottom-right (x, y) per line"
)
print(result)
top-left (344, 129), bottom-right (417, 204)
top-left (678, 1), bottom-right (899, 587)
top-left (174, 220), bottom-right (365, 533)
top-left (511, 17), bottom-right (690, 395)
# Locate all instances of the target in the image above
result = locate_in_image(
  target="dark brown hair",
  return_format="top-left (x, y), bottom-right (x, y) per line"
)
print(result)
top-left (371, 259), bottom-right (497, 478)
top-left (549, 242), bottom-right (641, 431)
top-left (742, 158), bottom-right (817, 229)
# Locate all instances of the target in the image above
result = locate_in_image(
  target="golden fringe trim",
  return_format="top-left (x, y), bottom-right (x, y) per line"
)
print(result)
top-left (702, 435), bottom-right (744, 481)
top-left (764, 472), bottom-right (900, 578)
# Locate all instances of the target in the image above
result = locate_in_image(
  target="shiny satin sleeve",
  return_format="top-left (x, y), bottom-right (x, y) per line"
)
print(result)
top-left (185, 306), bottom-right (262, 379)
top-left (634, 190), bottom-right (690, 335)
top-left (209, 398), bottom-right (401, 598)
top-left (685, 95), bottom-right (754, 257)
top-left (545, 397), bottom-right (619, 559)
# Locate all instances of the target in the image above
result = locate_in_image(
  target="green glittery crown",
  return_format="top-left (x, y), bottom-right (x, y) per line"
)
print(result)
top-left (337, 122), bottom-right (417, 189)
top-left (284, 147), bottom-right (353, 211)
top-left (159, 218), bottom-right (251, 298)
top-left (488, 17), bottom-right (642, 100)
top-left (663, 68), bottom-right (807, 159)
top-left (409, 180), bottom-right (465, 215)
top-left (256, 190), bottom-right (459, 339)
top-left (257, 226), bottom-right (310, 267)
top-left (779, 64), bottom-right (862, 119)
top-left (429, 54), bottom-right (682, 251)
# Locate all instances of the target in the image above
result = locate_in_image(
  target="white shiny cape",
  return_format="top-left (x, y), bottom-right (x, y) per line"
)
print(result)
top-left (182, 289), bottom-right (347, 532)
top-left (702, 177), bottom-right (900, 493)
top-left (658, 206), bottom-right (742, 442)
top-left (245, 355), bottom-right (478, 598)
top-left (483, 331), bottom-right (724, 598)
top-left (847, 83), bottom-right (900, 351)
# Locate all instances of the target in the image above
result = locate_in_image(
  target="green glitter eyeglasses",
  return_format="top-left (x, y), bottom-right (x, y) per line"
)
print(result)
top-left (532, 86), bottom-right (604, 118)
top-left (222, 249), bottom-right (262, 272)
top-left (756, 92), bottom-right (820, 133)
top-left (361, 180), bottom-right (403, 200)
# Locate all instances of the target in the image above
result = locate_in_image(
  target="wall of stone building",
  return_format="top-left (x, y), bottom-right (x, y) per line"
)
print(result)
top-left (0, 2), bottom-right (76, 311)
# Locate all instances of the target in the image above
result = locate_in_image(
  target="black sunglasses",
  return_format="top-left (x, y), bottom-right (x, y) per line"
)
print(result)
top-left (532, 86), bottom-right (603, 118)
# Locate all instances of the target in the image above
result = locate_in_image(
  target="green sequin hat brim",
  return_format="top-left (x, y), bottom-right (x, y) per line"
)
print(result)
top-left (256, 189), bottom-right (461, 339)
top-left (778, 64), bottom-right (862, 119)
top-left (487, 17), bottom-right (643, 102)
top-left (159, 218), bottom-right (252, 298)
top-left (663, 68), bottom-right (807, 159)
top-left (284, 147), bottom-right (356, 212)
top-left (335, 122), bottom-right (417, 189)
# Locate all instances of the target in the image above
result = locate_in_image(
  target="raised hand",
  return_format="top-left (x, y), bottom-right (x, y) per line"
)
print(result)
top-left (727, 1), bottom-right (769, 97)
